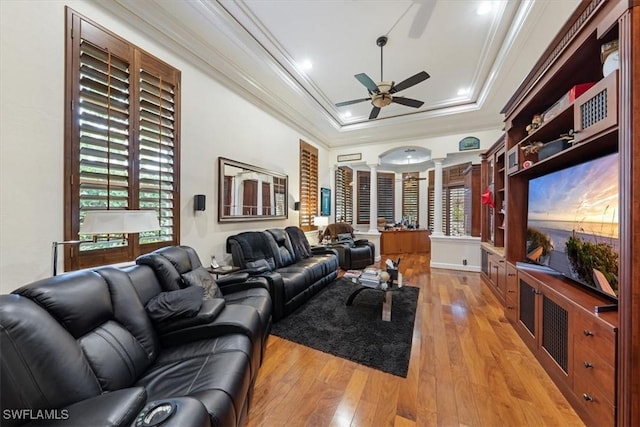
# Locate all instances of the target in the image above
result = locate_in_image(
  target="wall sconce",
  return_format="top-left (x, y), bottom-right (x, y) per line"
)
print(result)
top-left (194, 194), bottom-right (206, 211)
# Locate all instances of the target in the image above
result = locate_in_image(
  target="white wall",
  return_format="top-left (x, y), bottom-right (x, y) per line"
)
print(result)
top-left (0, 0), bottom-right (497, 294)
top-left (0, 0), bottom-right (327, 293)
top-left (330, 129), bottom-right (502, 232)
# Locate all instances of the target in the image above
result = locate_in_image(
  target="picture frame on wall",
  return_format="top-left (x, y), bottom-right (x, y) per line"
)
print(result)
top-left (320, 187), bottom-right (331, 216)
top-left (337, 153), bottom-right (362, 162)
top-left (458, 136), bottom-right (480, 151)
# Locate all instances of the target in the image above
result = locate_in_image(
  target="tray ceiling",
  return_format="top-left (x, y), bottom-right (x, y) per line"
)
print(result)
top-left (103, 0), bottom-right (580, 147)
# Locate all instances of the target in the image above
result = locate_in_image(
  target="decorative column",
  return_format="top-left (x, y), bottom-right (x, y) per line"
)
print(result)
top-left (368, 163), bottom-right (378, 233)
top-left (432, 158), bottom-right (445, 236)
top-left (330, 165), bottom-right (337, 221)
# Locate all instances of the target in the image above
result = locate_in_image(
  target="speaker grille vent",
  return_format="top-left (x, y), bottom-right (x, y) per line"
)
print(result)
top-left (519, 280), bottom-right (536, 336)
top-left (542, 296), bottom-right (569, 373)
top-left (581, 88), bottom-right (608, 129)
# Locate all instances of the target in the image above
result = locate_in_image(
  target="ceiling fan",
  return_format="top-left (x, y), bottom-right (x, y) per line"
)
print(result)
top-left (335, 36), bottom-right (430, 120)
top-left (395, 175), bottom-right (427, 182)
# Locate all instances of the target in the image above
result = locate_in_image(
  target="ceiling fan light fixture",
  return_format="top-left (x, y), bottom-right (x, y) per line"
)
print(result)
top-left (372, 94), bottom-right (393, 108)
top-left (377, 81), bottom-right (393, 94)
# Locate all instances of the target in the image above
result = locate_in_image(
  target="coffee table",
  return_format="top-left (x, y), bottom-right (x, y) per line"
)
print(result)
top-left (345, 271), bottom-right (403, 321)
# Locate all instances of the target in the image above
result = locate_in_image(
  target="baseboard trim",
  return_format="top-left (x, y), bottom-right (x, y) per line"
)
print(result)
top-left (430, 262), bottom-right (481, 273)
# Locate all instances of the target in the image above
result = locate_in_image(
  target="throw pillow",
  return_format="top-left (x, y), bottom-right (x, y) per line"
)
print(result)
top-left (182, 266), bottom-right (223, 299)
top-left (337, 233), bottom-right (355, 248)
top-left (145, 286), bottom-right (204, 323)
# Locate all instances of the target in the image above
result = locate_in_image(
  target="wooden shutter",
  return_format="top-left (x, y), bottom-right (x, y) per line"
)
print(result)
top-left (274, 177), bottom-right (286, 216)
top-left (448, 186), bottom-right (466, 236)
top-left (262, 182), bottom-right (271, 215)
top-left (243, 180), bottom-right (258, 215)
top-left (357, 171), bottom-right (370, 224)
top-left (76, 37), bottom-right (131, 253)
top-left (299, 141), bottom-right (318, 230)
top-left (402, 172), bottom-right (419, 222)
top-left (377, 172), bottom-right (395, 222)
top-left (65, 8), bottom-right (180, 270)
top-left (427, 164), bottom-right (470, 235)
top-left (335, 166), bottom-right (353, 223)
top-left (137, 58), bottom-right (179, 247)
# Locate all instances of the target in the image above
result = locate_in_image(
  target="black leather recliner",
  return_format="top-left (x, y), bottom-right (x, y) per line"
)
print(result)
top-left (136, 245), bottom-right (272, 361)
top-left (322, 222), bottom-right (375, 270)
top-left (0, 246), bottom-right (271, 427)
top-left (226, 226), bottom-right (339, 320)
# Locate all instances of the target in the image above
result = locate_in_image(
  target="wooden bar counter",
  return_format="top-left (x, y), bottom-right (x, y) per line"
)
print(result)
top-left (380, 229), bottom-right (430, 254)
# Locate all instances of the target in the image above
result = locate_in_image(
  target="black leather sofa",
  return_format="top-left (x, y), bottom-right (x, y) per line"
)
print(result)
top-left (0, 246), bottom-right (271, 427)
top-left (226, 226), bottom-right (339, 320)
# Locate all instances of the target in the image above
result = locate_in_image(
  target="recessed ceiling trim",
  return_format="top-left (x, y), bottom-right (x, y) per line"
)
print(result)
top-left (106, 0), bottom-right (340, 143)
top-left (476, 0), bottom-right (536, 108)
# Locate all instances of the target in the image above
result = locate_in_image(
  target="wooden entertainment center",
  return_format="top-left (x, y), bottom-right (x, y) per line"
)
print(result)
top-left (480, 1), bottom-right (639, 425)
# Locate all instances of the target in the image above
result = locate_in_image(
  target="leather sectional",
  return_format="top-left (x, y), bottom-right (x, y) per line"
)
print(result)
top-left (0, 246), bottom-right (271, 427)
top-left (226, 226), bottom-right (339, 320)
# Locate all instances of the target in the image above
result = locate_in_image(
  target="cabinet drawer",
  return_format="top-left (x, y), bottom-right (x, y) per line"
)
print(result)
top-left (505, 293), bottom-right (517, 323)
top-left (506, 263), bottom-right (517, 294)
top-left (574, 311), bottom-right (616, 365)
top-left (574, 373), bottom-right (615, 427)
top-left (573, 343), bottom-right (615, 403)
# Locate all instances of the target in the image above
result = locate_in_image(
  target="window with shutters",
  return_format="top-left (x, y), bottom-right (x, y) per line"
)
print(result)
top-left (427, 163), bottom-right (470, 236)
top-left (335, 166), bottom-right (353, 223)
top-left (356, 171), bottom-right (394, 224)
top-left (402, 172), bottom-right (419, 222)
top-left (64, 8), bottom-right (180, 271)
top-left (299, 141), bottom-right (318, 231)
top-left (377, 172), bottom-right (394, 223)
top-left (356, 171), bottom-right (371, 224)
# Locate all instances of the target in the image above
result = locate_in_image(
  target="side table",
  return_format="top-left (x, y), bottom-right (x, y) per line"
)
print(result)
top-left (207, 266), bottom-right (240, 279)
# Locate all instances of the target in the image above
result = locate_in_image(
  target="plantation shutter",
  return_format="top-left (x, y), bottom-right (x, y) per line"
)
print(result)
top-left (138, 61), bottom-right (178, 245)
top-left (299, 141), bottom-right (318, 230)
top-left (335, 166), bottom-right (353, 223)
top-left (77, 38), bottom-right (131, 252)
top-left (402, 172), bottom-right (419, 222)
top-left (427, 165), bottom-right (469, 235)
top-left (448, 186), bottom-right (466, 236)
top-left (357, 171), bottom-right (370, 224)
top-left (66, 9), bottom-right (180, 271)
top-left (377, 172), bottom-right (395, 222)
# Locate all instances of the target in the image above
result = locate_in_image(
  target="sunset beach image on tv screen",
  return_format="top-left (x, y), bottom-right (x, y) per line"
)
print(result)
top-left (526, 152), bottom-right (619, 297)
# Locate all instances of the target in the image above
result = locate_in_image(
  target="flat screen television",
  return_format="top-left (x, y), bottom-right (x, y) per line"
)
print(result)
top-left (526, 152), bottom-right (619, 301)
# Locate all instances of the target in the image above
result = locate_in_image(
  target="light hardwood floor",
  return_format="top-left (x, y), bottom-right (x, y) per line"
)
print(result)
top-left (245, 254), bottom-right (585, 426)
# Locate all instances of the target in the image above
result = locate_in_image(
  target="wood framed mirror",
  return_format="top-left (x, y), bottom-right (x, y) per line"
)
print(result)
top-left (218, 157), bottom-right (288, 222)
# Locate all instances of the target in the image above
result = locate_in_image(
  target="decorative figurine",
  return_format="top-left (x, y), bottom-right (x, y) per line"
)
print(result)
top-left (526, 114), bottom-right (543, 135)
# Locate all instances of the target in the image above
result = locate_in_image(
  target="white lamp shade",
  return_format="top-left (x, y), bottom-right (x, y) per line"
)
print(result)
top-left (80, 210), bottom-right (160, 234)
top-left (313, 216), bottom-right (329, 227)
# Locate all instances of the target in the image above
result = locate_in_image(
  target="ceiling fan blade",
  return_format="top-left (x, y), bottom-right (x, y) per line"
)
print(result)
top-left (392, 96), bottom-right (424, 108)
top-left (355, 73), bottom-right (379, 93)
top-left (369, 106), bottom-right (381, 120)
top-left (390, 71), bottom-right (430, 93)
top-left (335, 98), bottom-right (370, 107)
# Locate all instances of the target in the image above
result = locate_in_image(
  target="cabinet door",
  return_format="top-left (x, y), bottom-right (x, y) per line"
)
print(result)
top-left (539, 288), bottom-right (572, 381)
top-left (573, 71), bottom-right (618, 143)
top-left (518, 277), bottom-right (538, 351)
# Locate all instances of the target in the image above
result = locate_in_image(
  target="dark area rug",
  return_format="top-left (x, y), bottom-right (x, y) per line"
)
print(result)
top-left (271, 278), bottom-right (419, 377)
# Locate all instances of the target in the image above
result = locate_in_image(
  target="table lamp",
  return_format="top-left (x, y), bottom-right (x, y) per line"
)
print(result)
top-left (52, 210), bottom-right (160, 276)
